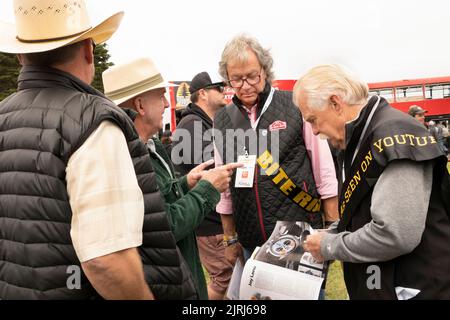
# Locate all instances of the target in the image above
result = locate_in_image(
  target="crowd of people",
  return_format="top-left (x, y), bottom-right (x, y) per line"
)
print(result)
top-left (0, 0), bottom-right (449, 300)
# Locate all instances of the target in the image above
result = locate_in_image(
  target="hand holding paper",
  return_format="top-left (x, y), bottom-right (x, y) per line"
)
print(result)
top-left (302, 232), bottom-right (326, 263)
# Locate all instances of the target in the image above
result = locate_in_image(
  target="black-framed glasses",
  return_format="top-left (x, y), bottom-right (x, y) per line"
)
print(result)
top-left (227, 68), bottom-right (263, 88)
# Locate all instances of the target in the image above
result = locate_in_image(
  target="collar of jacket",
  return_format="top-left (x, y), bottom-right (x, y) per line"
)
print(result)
top-left (344, 95), bottom-right (381, 150)
top-left (17, 65), bottom-right (106, 99)
top-left (181, 103), bottom-right (213, 127)
top-left (231, 81), bottom-right (272, 113)
top-left (122, 107), bottom-right (138, 122)
top-left (148, 138), bottom-right (173, 164)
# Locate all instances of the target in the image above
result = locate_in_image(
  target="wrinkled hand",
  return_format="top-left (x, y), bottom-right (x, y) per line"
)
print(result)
top-left (186, 159), bottom-right (215, 189)
top-left (201, 162), bottom-right (243, 193)
top-left (302, 232), bottom-right (326, 263)
top-left (224, 242), bottom-right (244, 265)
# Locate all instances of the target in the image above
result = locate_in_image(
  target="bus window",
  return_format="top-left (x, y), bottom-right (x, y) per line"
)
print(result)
top-left (425, 83), bottom-right (450, 99)
top-left (395, 86), bottom-right (423, 102)
top-left (369, 88), bottom-right (394, 102)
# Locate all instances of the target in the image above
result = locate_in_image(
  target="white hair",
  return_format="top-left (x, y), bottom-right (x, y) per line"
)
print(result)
top-left (293, 64), bottom-right (369, 111)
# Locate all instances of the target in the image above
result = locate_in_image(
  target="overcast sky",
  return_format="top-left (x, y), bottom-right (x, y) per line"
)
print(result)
top-left (1, 0), bottom-right (449, 83)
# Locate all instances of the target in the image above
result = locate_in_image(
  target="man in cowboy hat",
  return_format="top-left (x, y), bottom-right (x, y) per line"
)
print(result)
top-left (102, 58), bottom-right (242, 300)
top-left (0, 0), bottom-right (198, 300)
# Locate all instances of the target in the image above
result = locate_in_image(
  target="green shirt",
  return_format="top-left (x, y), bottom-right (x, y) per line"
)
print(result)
top-left (148, 138), bottom-right (220, 300)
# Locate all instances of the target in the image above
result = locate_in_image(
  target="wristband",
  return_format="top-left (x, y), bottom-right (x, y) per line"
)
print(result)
top-left (223, 235), bottom-right (239, 247)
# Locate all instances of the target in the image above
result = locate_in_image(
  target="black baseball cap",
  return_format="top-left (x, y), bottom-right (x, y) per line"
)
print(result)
top-left (189, 72), bottom-right (225, 94)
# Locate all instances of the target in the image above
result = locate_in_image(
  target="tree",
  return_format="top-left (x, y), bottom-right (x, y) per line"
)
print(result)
top-left (0, 53), bottom-right (20, 101)
top-left (92, 43), bottom-right (114, 92)
top-left (0, 43), bottom-right (114, 101)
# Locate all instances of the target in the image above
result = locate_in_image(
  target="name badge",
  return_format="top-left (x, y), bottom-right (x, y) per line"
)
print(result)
top-left (235, 155), bottom-right (256, 188)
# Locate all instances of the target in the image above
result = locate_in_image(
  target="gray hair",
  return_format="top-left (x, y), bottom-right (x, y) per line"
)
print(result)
top-left (293, 64), bottom-right (369, 111)
top-left (219, 34), bottom-right (275, 84)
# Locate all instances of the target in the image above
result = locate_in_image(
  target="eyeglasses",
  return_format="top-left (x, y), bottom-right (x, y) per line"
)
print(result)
top-left (227, 68), bottom-right (263, 88)
top-left (92, 40), bottom-right (96, 55)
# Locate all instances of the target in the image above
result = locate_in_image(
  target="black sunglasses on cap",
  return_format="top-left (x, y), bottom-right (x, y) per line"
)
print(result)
top-left (204, 85), bottom-right (225, 93)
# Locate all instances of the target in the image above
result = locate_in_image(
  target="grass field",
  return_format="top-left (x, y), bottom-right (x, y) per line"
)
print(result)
top-left (325, 261), bottom-right (348, 300)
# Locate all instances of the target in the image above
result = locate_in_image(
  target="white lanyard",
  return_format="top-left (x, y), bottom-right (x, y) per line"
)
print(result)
top-left (251, 87), bottom-right (275, 130)
top-left (342, 96), bottom-right (381, 183)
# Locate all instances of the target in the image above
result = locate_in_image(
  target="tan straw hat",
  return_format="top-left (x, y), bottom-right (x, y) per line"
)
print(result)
top-left (0, 0), bottom-right (123, 54)
top-left (103, 57), bottom-right (175, 106)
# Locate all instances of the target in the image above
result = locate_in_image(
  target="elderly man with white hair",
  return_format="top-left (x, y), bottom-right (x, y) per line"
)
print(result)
top-left (295, 64), bottom-right (450, 300)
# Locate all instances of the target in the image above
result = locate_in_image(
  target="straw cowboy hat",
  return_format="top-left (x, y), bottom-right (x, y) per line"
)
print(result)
top-left (0, 0), bottom-right (123, 54)
top-left (103, 57), bottom-right (175, 106)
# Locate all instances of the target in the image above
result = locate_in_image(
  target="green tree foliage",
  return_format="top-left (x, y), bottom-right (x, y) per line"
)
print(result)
top-left (92, 43), bottom-right (114, 93)
top-left (0, 43), bottom-right (113, 101)
top-left (0, 53), bottom-right (20, 101)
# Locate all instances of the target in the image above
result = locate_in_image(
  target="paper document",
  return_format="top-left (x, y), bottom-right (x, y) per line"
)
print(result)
top-left (237, 221), bottom-right (329, 300)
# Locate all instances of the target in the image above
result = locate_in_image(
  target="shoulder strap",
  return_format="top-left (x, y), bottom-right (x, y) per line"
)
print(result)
top-left (338, 134), bottom-right (384, 231)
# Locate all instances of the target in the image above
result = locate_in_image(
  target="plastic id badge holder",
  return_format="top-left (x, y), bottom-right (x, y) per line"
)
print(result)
top-left (235, 154), bottom-right (256, 188)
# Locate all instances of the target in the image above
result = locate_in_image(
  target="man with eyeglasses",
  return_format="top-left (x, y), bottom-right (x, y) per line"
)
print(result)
top-left (173, 72), bottom-right (233, 300)
top-left (213, 35), bottom-right (339, 275)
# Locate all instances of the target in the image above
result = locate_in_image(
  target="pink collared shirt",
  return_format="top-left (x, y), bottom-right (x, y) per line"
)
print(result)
top-left (215, 104), bottom-right (338, 214)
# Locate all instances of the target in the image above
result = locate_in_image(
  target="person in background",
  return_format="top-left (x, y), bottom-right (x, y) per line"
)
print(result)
top-left (408, 105), bottom-right (427, 126)
top-left (429, 120), bottom-right (448, 154)
top-left (173, 71), bottom-right (233, 299)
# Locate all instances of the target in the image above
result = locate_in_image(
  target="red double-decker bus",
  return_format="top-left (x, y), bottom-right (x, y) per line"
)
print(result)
top-left (368, 76), bottom-right (450, 121)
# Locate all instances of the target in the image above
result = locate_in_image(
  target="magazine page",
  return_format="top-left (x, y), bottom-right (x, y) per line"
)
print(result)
top-left (225, 258), bottom-right (244, 300)
top-left (239, 252), bottom-right (324, 300)
top-left (239, 221), bottom-right (328, 300)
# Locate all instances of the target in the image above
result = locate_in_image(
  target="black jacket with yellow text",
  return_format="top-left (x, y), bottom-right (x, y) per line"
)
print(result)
top-left (337, 96), bottom-right (450, 299)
